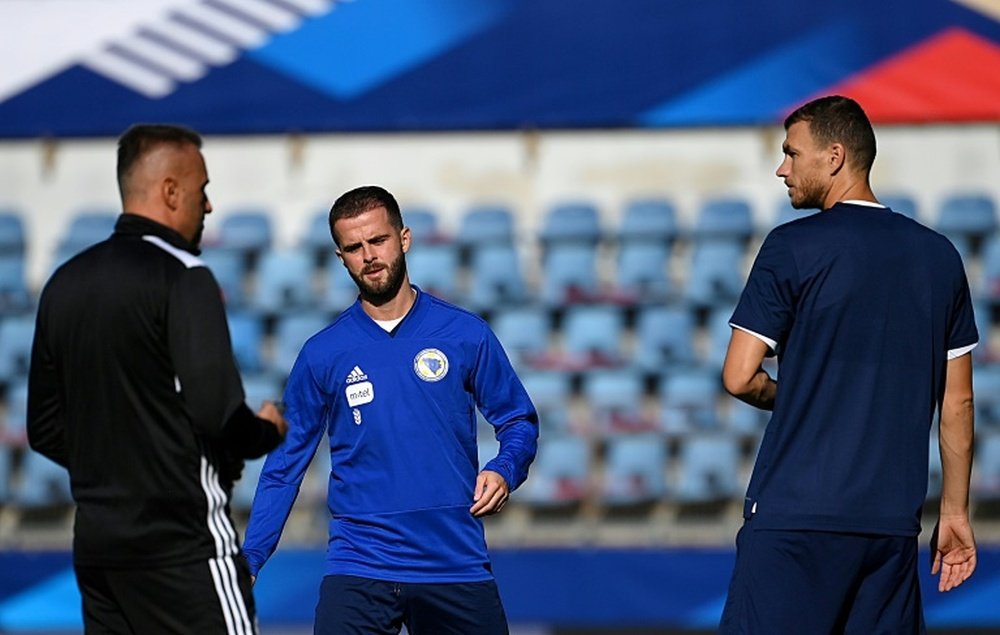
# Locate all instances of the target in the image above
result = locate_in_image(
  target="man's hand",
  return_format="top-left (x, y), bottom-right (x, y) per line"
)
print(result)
top-left (931, 515), bottom-right (977, 592)
top-left (470, 470), bottom-right (509, 517)
top-left (257, 401), bottom-right (288, 440)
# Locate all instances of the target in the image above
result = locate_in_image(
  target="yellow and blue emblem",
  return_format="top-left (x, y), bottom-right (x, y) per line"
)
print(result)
top-left (413, 348), bottom-right (449, 382)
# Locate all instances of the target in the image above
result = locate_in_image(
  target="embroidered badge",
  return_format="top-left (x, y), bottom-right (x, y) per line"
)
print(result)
top-left (413, 348), bottom-right (449, 382)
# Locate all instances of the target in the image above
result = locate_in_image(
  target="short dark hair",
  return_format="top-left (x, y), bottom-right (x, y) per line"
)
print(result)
top-left (117, 124), bottom-right (202, 200)
top-left (328, 185), bottom-right (403, 245)
top-left (784, 95), bottom-right (876, 173)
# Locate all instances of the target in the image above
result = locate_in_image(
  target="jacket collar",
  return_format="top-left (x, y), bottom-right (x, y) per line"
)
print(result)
top-left (114, 213), bottom-right (200, 255)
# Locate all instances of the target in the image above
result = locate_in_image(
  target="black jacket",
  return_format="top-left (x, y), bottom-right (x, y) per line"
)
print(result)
top-left (28, 214), bottom-right (281, 567)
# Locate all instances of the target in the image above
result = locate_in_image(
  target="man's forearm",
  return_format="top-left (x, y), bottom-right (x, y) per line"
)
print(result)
top-left (939, 395), bottom-right (974, 517)
top-left (725, 367), bottom-right (777, 411)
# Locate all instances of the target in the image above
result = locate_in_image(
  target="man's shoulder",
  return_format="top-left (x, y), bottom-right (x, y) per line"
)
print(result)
top-left (422, 292), bottom-right (489, 330)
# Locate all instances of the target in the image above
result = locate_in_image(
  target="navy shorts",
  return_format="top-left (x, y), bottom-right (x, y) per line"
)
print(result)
top-left (720, 521), bottom-right (924, 634)
top-left (315, 575), bottom-right (509, 635)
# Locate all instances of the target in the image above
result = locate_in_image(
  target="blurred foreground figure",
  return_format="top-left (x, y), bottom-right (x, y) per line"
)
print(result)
top-left (720, 96), bottom-right (977, 633)
top-left (28, 124), bottom-right (287, 635)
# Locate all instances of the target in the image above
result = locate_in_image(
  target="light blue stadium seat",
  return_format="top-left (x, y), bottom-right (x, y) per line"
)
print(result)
top-left (978, 236), bottom-right (1000, 301)
top-left (491, 305), bottom-right (550, 366)
top-left (457, 204), bottom-right (516, 248)
top-left (704, 309), bottom-right (738, 369)
top-left (227, 312), bottom-right (265, 374)
top-left (632, 305), bottom-right (697, 373)
top-left (519, 370), bottom-right (573, 435)
top-left (880, 192), bottom-right (919, 219)
top-left (402, 206), bottom-right (442, 244)
top-left (561, 304), bottom-right (625, 365)
top-left (321, 258), bottom-right (359, 313)
top-left (541, 243), bottom-right (600, 306)
top-left (539, 202), bottom-right (602, 246)
top-left (515, 436), bottom-right (590, 506)
top-left (0, 211), bottom-right (26, 255)
top-left (973, 432), bottom-right (1000, 501)
top-left (599, 433), bottom-right (667, 505)
top-left (300, 209), bottom-right (334, 262)
top-left (466, 244), bottom-right (529, 311)
top-left (581, 368), bottom-right (653, 436)
top-left (241, 373), bottom-right (284, 410)
top-left (0, 315), bottom-right (35, 384)
top-left (200, 247), bottom-right (247, 307)
top-left (928, 427), bottom-right (943, 500)
top-left (615, 242), bottom-right (671, 302)
top-left (935, 193), bottom-right (998, 253)
top-left (407, 243), bottom-right (460, 301)
top-left (973, 364), bottom-right (1000, 428)
top-left (693, 197), bottom-right (754, 244)
top-left (231, 456), bottom-right (266, 511)
top-left (54, 210), bottom-right (117, 267)
top-left (773, 199), bottom-right (815, 228)
top-left (673, 433), bottom-right (742, 503)
top-left (684, 240), bottom-right (746, 309)
top-left (250, 248), bottom-right (316, 314)
top-left (213, 209), bottom-right (273, 259)
top-left (618, 198), bottom-right (679, 244)
top-left (13, 451), bottom-right (73, 507)
top-left (0, 445), bottom-right (11, 503)
top-left (659, 369), bottom-right (722, 435)
top-left (727, 399), bottom-right (768, 438)
top-left (269, 312), bottom-right (330, 377)
top-left (3, 377), bottom-right (28, 445)
top-left (972, 301), bottom-right (992, 364)
top-left (0, 253), bottom-right (32, 312)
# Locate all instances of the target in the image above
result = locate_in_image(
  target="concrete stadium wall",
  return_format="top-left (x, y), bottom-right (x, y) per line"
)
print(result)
top-left (0, 125), bottom-right (998, 290)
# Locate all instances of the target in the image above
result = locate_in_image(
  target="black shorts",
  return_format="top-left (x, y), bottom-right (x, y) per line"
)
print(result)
top-left (75, 555), bottom-right (257, 635)
top-left (315, 574), bottom-right (509, 635)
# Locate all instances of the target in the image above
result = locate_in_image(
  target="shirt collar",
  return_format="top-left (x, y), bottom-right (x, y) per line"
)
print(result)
top-left (114, 213), bottom-right (201, 255)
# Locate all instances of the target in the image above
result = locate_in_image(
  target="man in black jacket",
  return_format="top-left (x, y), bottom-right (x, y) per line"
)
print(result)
top-left (27, 124), bottom-right (287, 635)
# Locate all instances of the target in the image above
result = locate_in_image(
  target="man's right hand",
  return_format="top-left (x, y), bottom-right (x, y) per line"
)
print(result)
top-left (257, 401), bottom-right (288, 440)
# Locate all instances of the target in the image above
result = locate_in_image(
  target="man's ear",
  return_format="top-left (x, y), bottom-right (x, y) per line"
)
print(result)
top-left (400, 226), bottom-right (411, 254)
top-left (161, 177), bottom-right (179, 211)
top-left (828, 142), bottom-right (846, 175)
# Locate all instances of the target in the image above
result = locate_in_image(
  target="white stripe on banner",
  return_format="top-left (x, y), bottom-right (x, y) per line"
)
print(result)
top-left (81, 49), bottom-right (174, 98)
top-left (144, 20), bottom-right (240, 66)
top-left (173, 3), bottom-right (269, 48)
top-left (115, 33), bottom-right (208, 81)
top-left (214, 0), bottom-right (300, 32)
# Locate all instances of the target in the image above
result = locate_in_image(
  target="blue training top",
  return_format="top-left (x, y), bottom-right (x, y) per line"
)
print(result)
top-left (243, 289), bottom-right (539, 582)
top-left (730, 202), bottom-right (978, 536)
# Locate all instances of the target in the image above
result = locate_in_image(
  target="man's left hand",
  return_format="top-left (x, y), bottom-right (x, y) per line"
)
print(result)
top-left (470, 470), bottom-right (509, 517)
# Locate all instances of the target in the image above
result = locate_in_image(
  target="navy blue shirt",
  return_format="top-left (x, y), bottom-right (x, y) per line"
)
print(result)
top-left (731, 202), bottom-right (978, 535)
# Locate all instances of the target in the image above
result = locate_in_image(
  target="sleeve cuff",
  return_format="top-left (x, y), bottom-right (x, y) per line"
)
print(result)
top-left (730, 323), bottom-right (778, 351)
top-left (948, 342), bottom-right (977, 360)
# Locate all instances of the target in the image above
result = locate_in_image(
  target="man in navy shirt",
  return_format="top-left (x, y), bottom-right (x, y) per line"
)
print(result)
top-left (720, 96), bottom-right (977, 633)
top-left (243, 185), bottom-right (538, 634)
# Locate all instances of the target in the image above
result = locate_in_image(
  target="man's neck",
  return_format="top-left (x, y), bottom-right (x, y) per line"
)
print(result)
top-left (361, 283), bottom-right (417, 321)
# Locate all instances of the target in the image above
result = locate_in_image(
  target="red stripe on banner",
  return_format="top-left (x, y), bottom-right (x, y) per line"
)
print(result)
top-left (821, 27), bottom-right (1000, 123)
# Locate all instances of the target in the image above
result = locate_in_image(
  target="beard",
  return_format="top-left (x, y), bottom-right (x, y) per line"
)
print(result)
top-left (350, 253), bottom-right (407, 305)
top-left (788, 174), bottom-right (826, 210)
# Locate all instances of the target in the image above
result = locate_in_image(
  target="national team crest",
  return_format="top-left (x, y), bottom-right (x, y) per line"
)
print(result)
top-left (413, 348), bottom-right (449, 382)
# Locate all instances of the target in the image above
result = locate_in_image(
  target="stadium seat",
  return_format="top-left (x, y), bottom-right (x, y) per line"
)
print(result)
top-left (683, 240), bottom-right (746, 309)
top-left (673, 433), bottom-right (742, 503)
top-left (773, 199), bottom-right (815, 227)
top-left (581, 368), bottom-right (653, 435)
top-left (231, 456), bottom-right (266, 511)
top-left (0, 315), bottom-right (35, 384)
top-left (0, 211), bottom-right (26, 255)
top-left (241, 373), bottom-right (284, 412)
top-left (515, 436), bottom-right (590, 506)
top-left (12, 451), bottom-right (73, 507)
top-left (0, 253), bottom-right (31, 312)
top-left (599, 433), bottom-right (667, 506)
top-left (879, 192), bottom-right (919, 220)
top-left (3, 377), bottom-right (28, 446)
top-left (491, 305), bottom-right (550, 367)
top-left (615, 242), bottom-right (672, 302)
top-left (973, 432), bottom-right (1000, 501)
top-left (53, 210), bottom-right (117, 267)
top-left (693, 197), bottom-right (754, 244)
top-left (407, 243), bottom-right (460, 301)
top-left (704, 308), bottom-right (738, 369)
top-left (519, 370), bottom-right (574, 436)
top-left (539, 201), bottom-right (602, 246)
top-left (457, 204), bottom-right (516, 249)
top-left (618, 197), bottom-right (679, 244)
top-left (250, 248), bottom-right (316, 314)
top-left (465, 244), bottom-right (529, 311)
top-left (659, 369), bottom-right (722, 435)
top-left (540, 243), bottom-right (600, 305)
top-left (321, 258), bottom-right (359, 313)
top-left (978, 236), bottom-right (1000, 302)
top-left (726, 399), bottom-right (768, 438)
top-left (269, 312), bottom-right (330, 377)
top-left (561, 304), bottom-right (626, 367)
top-left (928, 427), bottom-right (943, 501)
top-left (0, 445), bottom-right (11, 503)
top-left (935, 193), bottom-right (998, 254)
top-left (300, 209), bottom-right (334, 263)
top-left (227, 312), bottom-right (265, 374)
top-left (973, 364), bottom-right (1000, 428)
top-left (632, 305), bottom-right (697, 373)
top-left (200, 247), bottom-right (248, 307)
top-left (402, 206), bottom-right (443, 244)
top-left (213, 209), bottom-right (273, 261)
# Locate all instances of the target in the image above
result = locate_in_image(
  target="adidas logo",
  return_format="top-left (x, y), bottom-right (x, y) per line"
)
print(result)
top-left (346, 365), bottom-right (368, 384)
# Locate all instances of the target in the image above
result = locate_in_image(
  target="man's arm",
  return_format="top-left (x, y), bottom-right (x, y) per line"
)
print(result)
top-left (932, 353), bottom-right (976, 592)
top-left (26, 299), bottom-right (68, 467)
top-left (721, 328), bottom-right (776, 411)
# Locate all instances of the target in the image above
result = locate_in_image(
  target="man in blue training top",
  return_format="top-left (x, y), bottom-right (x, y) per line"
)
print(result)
top-left (243, 185), bottom-right (539, 634)
top-left (720, 95), bottom-right (977, 633)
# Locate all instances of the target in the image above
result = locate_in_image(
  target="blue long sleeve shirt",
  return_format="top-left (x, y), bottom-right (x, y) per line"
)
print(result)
top-left (243, 289), bottom-right (539, 582)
